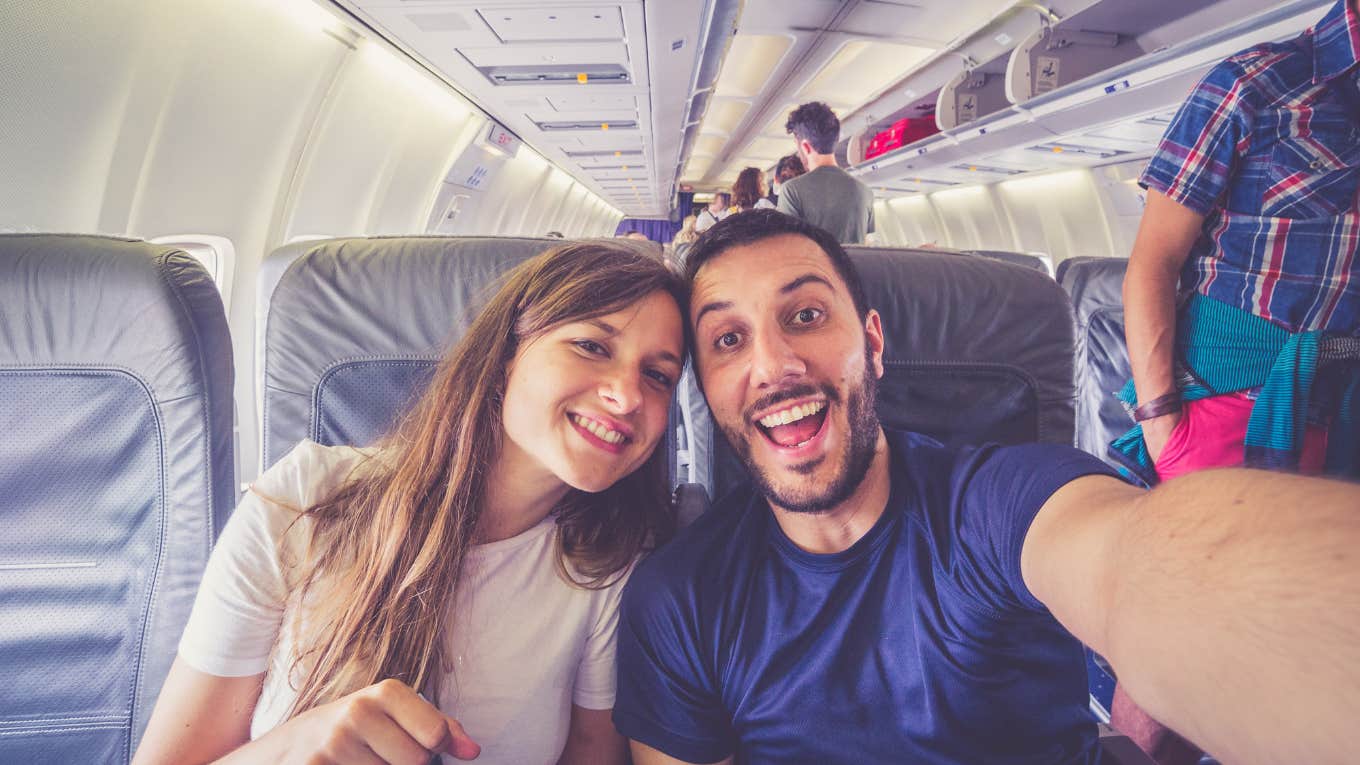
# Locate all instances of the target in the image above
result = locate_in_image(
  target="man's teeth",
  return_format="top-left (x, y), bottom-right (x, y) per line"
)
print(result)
top-left (757, 401), bottom-right (826, 428)
top-left (573, 414), bottom-right (626, 444)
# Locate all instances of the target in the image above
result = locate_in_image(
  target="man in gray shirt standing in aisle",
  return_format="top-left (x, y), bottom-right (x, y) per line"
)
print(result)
top-left (777, 101), bottom-right (875, 244)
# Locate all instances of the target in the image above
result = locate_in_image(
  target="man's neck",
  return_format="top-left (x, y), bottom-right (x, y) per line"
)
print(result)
top-left (769, 429), bottom-right (891, 554)
top-left (804, 151), bottom-right (838, 170)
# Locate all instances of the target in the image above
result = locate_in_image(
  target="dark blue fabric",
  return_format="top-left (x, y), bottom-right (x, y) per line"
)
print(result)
top-left (616, 429), bottom-right (1117, 764)
top-left (615, 218), bottom-right (681, 243)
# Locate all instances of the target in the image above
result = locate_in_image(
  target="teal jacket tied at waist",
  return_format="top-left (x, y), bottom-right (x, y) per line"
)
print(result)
top-left (1111, 293), bottom-right (1360, 487)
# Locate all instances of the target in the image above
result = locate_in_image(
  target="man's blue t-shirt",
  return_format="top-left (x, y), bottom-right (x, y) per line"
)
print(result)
top-left (614, 430), bottom-right (1119, 764)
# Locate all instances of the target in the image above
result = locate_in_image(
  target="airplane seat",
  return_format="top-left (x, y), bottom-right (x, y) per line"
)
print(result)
top-left (0, 234), bottom-right (235, 762)
top-left (262, 236), bottom-right (556, 470)
top-left (1059, 256), bottom-right (1131, 468)
top-left (703, 246), bottom-right (1077, 500)
top-left (1058, 255), bottom-right (1132, 725)
top-left (260, 235), bottom-right (695, 493)
top-left (967, 248), bottom-right (1053, 276)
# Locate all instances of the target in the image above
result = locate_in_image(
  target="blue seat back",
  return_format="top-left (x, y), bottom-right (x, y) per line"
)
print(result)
top-left (1060, 257), bottom-right (1131, 467)
top-left (706, 246), bottom-right (1077, 498)
top-left (0, 234), bottom-right (235, 762)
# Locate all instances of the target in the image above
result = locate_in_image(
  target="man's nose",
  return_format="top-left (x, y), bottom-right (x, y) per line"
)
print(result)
top-left (749, 330), bottom-right (806, 388)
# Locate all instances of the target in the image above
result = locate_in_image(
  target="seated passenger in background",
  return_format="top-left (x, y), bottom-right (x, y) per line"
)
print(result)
top-left (615, 210), bottom-right (1360, 765)
top-left (695, 193), bottom-right (732, 233)
top-left (1117, 1), bottom-right (1360, 759)
top-left (134, 243), bottom-right (686, 765)
top-left (732, 167), bottom-right (776, 213)
top-left (777, 101), bottom-right (875, 245)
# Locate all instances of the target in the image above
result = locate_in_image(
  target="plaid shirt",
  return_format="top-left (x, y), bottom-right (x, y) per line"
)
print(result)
top-left (1141, 0), bottom-right (1360, 335)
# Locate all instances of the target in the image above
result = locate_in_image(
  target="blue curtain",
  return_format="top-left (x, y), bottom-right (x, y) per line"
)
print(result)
top-left (616, 218), bottom-right (681, 243)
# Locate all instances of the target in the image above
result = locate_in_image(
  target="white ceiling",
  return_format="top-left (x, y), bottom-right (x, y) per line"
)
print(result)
top-left (339, 0), bottom-right (709, 217)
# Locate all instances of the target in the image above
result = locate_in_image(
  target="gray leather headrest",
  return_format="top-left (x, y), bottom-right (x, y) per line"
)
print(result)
top-left (262, 236), bottom-right (565, 469)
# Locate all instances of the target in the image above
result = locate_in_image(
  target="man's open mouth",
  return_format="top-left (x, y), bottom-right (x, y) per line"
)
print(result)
top-left (755, 401), bottom-right (828, 449)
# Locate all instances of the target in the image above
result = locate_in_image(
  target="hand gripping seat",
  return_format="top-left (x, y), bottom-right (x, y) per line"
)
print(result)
top-left (1059, 257), bottom-right (1131, 468)
top-left (705, 246), bottom-right (1077, 499)
top-left (0, 234), bottom-right (235, 762)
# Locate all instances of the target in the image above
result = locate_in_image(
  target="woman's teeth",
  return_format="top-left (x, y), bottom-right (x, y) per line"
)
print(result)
top-left (573, 414), bottom-right (625, 444)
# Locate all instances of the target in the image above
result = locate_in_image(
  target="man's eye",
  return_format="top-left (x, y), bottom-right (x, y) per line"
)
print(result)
top-left (574, 339), bottom-right (607, 355)
top-left (645, 369), bottom-right (674, 387)
top-left (715, 332), bottom-right (741, 349)
top-left (793, 308), bottom-right (822, 324)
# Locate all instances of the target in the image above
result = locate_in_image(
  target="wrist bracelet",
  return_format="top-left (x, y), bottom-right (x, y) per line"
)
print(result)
top-left (1133, 392), bottom-right (1182, 422)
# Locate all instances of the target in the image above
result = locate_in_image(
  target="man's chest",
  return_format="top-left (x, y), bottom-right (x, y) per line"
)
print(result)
top-left (1230, 71), bottom-right (1360, 218)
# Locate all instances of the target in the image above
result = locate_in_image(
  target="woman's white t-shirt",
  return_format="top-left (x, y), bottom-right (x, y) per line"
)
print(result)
top-left (177, 441), bottom-right (632, 764)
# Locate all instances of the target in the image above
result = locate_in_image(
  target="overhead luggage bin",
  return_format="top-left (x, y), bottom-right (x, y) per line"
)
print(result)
top-left (1005, 25), bottom-right (1143, 104)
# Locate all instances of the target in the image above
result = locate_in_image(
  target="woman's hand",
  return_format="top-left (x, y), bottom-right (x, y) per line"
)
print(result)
top-left (225, 679), bottom-right (480, 765)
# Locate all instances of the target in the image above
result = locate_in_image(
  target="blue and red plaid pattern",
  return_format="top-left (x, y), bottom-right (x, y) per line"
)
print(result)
top-left (1141, 0), bottom-right (1360, 335)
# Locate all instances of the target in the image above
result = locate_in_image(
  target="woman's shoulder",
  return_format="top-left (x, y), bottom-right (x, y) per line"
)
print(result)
top-left (251, 440), bottom-right (378, 510)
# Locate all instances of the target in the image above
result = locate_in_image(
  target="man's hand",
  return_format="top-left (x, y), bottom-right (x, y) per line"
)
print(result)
top-left (1139, 410), bottom-right (1183, 464)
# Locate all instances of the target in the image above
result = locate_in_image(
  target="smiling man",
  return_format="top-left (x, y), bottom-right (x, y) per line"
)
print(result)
top-left (612, 210), bottom-right (1360, 765)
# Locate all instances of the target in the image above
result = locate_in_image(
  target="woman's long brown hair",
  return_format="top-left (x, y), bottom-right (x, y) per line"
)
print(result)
top-left (732, 167), bottom-right (766, 210)
top-left (280, 241), bottom-right (684, 716)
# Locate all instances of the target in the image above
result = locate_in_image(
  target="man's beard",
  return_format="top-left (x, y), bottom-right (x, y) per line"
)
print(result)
top-left (721, 344), bottom-right (881, 514)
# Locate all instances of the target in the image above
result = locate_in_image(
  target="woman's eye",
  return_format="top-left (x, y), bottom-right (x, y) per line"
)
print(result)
top-left (645, 369), bottom-right (674, 387)
top-left (574, 339), bottom-right (607, 355)
top-left (792, 308), bottom-right (822, 325)
top-left (715, 332), bottom-right (741, 350)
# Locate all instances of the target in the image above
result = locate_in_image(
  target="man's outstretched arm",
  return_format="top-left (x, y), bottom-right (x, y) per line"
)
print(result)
top-left (1022, 470), bottom-right (1360, 764)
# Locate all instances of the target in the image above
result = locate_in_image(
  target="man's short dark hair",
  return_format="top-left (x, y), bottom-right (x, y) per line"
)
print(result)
top-left (683, 209), bottom-right (869, 318)
top-left (775, 153), bottom-right (806, 182)
top-left (785, 102), bottom-right (840, 155)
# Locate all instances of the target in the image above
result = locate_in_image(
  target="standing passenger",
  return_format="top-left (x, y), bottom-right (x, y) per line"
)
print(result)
top-left (732, 167), bottom-right (776, 213)
top-left (1116, 1), bottom-right (1360, 761)
top-left (767, 153), bottom-right (806, 209)
top-left (133, 243), bottom-right (686, 765)
top-left (777, 102), bottom-right (875, 244)
top-left (695, 193), bottom-right (732, 233)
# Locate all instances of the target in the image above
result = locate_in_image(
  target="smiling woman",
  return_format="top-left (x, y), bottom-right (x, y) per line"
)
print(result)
top-left (132, 242), bottom-right (686, 765)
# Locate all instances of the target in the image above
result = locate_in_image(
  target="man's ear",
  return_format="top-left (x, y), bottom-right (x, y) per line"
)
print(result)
top-left (864, 309), bottom-right (885, 379)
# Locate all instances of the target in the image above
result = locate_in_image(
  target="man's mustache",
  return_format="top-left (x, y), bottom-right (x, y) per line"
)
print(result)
top-left (743, 383), bottom-right (840, 424)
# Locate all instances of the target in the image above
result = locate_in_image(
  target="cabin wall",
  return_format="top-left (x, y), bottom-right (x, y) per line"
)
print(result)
top-left (0, 0), bottom-right (621, 483)
top-left (873, 165), bottom-right (1147, 262)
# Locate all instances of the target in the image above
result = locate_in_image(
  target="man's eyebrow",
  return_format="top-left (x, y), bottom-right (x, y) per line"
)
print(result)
top-left (692, 300), bottom-right (733, 329)
top-left (781, 274), bottom-right (834, 295)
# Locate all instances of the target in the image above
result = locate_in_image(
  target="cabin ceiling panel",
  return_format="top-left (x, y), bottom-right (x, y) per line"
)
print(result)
top-left (713, 34), bottom-right (793, 98)
top-left (345, 0), bottom-right (695, 217)
top-left (476, 5), bottom-right (624, 41)
top-left (456, 41), bottom-right (629, 67)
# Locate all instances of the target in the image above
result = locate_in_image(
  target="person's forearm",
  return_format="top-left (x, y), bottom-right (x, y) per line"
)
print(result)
top-left (1122, 249), bottom-right (1181, 404)
top-left (1102, 469), bottom-right (1360, 764)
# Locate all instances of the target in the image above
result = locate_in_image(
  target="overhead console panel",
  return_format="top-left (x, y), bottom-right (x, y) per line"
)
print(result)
top-left (937, 67), bottom-right (1009, 131)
